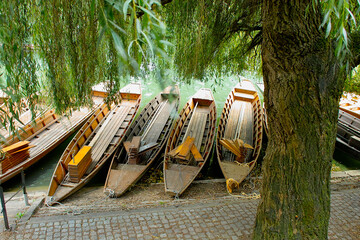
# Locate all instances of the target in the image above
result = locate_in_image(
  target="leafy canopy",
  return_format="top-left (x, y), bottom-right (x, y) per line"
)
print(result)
top-left (0, 0), bottom-right (360, 137)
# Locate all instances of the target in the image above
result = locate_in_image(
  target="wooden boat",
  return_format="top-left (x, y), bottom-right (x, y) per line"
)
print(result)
top-left (163, 88), bottom-right (216, 196)
top-left (104, 86), bottom-right (180, 197)
top-left (0, 107), bottom-right (98, 183)
top-left (339, 93), bottom-right (360, 119)
top-left (46, 83), bottom-right (141, 205)
top-left (0, 100), bottom-right (35, 138)
top-left (216, 81), bottom-right (263, 192)
top-left (336, 109), bottom-right (360, 158)
top-left (0, 83), bottom-right (109, 183)
top-left (255, 82), bottom-right (268, 135)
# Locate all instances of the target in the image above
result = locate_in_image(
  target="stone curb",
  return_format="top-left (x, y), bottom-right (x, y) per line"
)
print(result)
top-left (3, 170), bottom-right (358, 232)
top-left (26, 197), bottom-right (256, 224)
top-left (17, 197), bottom-right (44, 226)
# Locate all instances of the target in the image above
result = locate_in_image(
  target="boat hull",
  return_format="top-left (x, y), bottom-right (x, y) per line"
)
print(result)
top-left (164, 88), bottom-right (216, 196)
top-left (216, 80), bottom-right (263, 185)
top-left (336, 110), bottom-right (360, 159)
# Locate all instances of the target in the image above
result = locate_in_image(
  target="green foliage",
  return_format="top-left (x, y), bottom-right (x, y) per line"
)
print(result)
top-left (34, 0), bottom-right (99, 112)
top-left (0, 0), bottom-right (40, 136)
top-left (164, 0), bottom-right (262, 80)
top-left (318, 0), bottom-right (360, 65)
top-left (0, 0), bottom-right (169, 138)
top-left (1, 0), bottom-right (360, 140)
top-left (344, 66), bottom-right (360, 93)
top-left (16, 211), bottom-right (25, 219)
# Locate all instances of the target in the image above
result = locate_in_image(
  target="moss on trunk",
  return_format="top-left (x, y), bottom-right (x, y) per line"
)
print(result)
top-left (253, 1), bottom-right (346, 239)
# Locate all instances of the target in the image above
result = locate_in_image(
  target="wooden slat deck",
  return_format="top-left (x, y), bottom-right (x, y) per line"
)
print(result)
top-left (142, 100), bottom-right (171, 144)
top-left (224, 101), bottom-right (242, 139)
top-left (338, 110), bottom-right (360, 134)
top-left (104, 86), bottom-right (180, 197)
top-left (183, 106), bottom-right (208, 152)
top-left (29, 112), bottom-right (89, 156)
top-left (86, 105), bottom-right (132, 174)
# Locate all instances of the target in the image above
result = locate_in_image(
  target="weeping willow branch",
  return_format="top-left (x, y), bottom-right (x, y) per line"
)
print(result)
top-left (0, 0), bottom-right (40, 138)
top-left (0, 0), bottom-right (169, 139)
top-left (164, 0), bottom-right (262, 79)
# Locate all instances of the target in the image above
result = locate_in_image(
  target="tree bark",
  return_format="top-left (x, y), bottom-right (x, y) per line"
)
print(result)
top-left (254, 1), bottom-right (345, 239)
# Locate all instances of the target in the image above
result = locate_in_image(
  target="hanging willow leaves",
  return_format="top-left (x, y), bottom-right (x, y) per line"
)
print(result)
top-left (317, 0), bottom-right (360, 66)
top-left (0, 0), bottom-right (169, 140)
top-left (163, 0), bottom-right (262, 80)
top-left (0, 0), bottom-right (40, 139)
top-left (33, 0), bottom-right (102, 112)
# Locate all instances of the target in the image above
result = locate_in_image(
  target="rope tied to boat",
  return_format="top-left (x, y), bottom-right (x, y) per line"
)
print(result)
top-left (105, 188), bottom-right (115, 198)
top-left (235, 161), bottom-right (251, 167)
top-left (45, 197), bottom-right (83, 216)
top-left (225, 171), bottom-right (261, 199)
top-left (227, 190), bottom-right (261, 199)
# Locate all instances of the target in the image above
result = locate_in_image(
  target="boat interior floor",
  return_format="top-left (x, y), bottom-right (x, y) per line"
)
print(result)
top-left (222, 101), bottom-right (254, 162)
top-left (165, 164), bottom-right (198, 193)
top-left (106, 164), bottom-right (147, 192)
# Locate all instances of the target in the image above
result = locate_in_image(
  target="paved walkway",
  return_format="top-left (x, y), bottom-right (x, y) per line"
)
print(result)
top-left (6, 188), bottom-right (360, 240)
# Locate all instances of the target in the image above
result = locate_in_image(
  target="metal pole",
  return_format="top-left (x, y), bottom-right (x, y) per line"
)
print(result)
top-left (0, 185), bottom-right (10, 230)
top-left (21, 170), bottom-right (29, 206)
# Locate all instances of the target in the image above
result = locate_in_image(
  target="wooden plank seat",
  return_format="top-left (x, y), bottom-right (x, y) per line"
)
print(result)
top-left (0, 141), bottom-right (33, 174)
top-left (168, 136), bottom-right (204, 165)
top-left (233, 92), bottom-right (255, 102)
top-left (124, 136), bottom-right (159, 165)
top-left (127, 136), bottom-right (141, 165)
top-left (123, 100), bottom-right (172, 165)
top-left (170, 105), bottom-right (209, 165)
top-left (68, 146), bottom-right (92, 182)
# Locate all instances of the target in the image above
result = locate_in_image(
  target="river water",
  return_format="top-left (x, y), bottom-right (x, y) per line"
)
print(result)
top-left (2, 76), bottom-right (359, 192)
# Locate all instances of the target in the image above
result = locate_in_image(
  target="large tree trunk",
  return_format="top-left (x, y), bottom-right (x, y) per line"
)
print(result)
top-left (254, 1), bottom-right (345, 239)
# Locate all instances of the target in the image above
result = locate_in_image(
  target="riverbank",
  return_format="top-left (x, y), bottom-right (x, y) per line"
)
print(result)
top-left (1, 170), bottom-right (359, 234)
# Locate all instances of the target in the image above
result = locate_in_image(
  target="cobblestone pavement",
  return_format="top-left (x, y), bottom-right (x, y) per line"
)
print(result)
top-left (5, 188), bottom-right (360, 240)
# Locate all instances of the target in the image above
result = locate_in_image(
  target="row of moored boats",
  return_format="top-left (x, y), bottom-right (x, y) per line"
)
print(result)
top-left (0, 80), bottom-right (358, 205)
